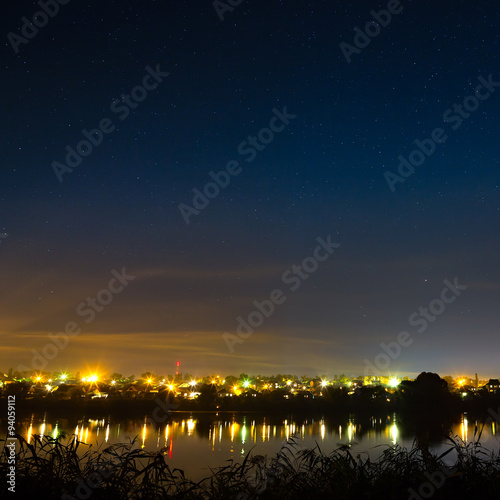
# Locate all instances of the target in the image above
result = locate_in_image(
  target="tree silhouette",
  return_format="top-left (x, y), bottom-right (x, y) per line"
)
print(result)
top-left (396, 372), bottom-right (457, 455)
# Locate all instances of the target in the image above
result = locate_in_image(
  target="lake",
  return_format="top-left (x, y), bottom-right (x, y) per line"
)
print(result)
top-left (2, 411), bottom-right (500, 480)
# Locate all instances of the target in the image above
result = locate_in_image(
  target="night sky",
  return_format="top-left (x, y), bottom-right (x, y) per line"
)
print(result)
top-left (1, 1), bottom-right (499, 378)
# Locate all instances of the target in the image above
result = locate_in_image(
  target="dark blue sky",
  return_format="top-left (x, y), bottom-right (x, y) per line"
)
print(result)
top-left (1, 1), bottom-right (499, 377)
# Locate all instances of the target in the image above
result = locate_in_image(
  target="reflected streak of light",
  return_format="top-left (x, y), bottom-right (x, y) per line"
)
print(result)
top-left (390, 423), bottom-right (398, 445)
top-left (461, 415), bottom-right (468, 442)
top-left (169, 435), bottom-right (173, 459)
top-left (492, 421), bottom-right (496, 436)
top-left (21, 414), bottom-right (487, 462)
top-left (348, 422), bottom-right (355, 442)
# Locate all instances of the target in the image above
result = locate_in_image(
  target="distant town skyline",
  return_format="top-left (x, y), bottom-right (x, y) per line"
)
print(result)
top-left (1, 365), bottom-right (498, 384)
top-left (2, 2), bottom-right (499, 377)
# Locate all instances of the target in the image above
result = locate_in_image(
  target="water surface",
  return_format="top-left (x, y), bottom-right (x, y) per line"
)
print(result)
top-left (3, 412), bottom-right (499, 480)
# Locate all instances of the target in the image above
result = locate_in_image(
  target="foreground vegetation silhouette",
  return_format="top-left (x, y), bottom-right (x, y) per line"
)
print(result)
top-left (2, 428), bottom-right (500, 499)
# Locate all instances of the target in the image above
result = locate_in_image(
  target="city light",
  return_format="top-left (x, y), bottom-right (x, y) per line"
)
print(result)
top-left (3, 369), bottom-right (493, 411)
top-left (388, 377), bottom-right (400, 388)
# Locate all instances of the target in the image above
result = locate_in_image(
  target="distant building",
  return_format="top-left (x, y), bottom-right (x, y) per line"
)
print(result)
top-left (217, 388), bottom-right (231, 397)
top-left (482, 379), bottom-right (500, 394)
top-left (242, 388), bottom-right (258, 398)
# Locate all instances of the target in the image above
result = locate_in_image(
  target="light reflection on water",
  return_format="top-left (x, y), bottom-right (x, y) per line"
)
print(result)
top-left (6, 412), bottom-right (500, 480)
